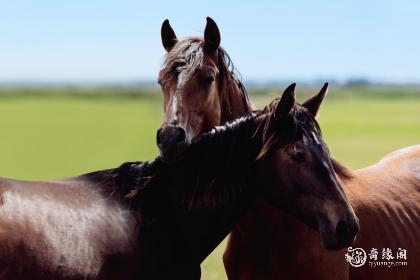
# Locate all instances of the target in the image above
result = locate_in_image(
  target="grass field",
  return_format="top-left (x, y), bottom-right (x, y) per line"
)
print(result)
top-left (0, 86), bottom-right (418, 279)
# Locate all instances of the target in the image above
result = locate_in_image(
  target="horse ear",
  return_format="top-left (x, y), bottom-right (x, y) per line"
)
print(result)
top-left (302, 82), bottom-right (328, 117)
top-left (275, 83), bottom-right (296, 118)
top-left (204, 17), bottom-right (220, 53)
top-left (161, 19), bottom-right (177, 52)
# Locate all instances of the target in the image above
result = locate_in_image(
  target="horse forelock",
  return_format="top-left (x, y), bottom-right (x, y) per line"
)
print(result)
top-left (256, 100), bottom-right (323, 159)
top-left (161, 37), bottom-right (203, 79)
top-left (256, 100), bottom-right (354, 179)
top-left (292, 105), bottom-right (354, 179)
top-left (160, 37), bottom-right (251, 117)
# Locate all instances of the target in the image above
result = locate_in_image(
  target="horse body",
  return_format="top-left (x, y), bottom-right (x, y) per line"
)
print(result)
top-left (224, 145), bottom-right (420, 280)
top-left (0, 106), bottom-right (259, 280)
top-left (0, 176), bottom-right (137, 280)
top-left (347, 145), bottom-right (420, 279)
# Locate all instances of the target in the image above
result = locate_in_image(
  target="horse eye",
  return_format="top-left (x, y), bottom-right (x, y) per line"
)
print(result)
top-left (296, 113), bottom-right (306, 123)
top-left (204, 75), bottom-right (215, 85)
top-left (289, 151), bottom-right (305, 162)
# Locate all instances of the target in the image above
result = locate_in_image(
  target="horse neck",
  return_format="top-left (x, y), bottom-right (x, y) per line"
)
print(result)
top-left (331, 158), bottom-right (355, 183)
top-left (220, 78), bottom-right (254, 124)
top-left (137, 116), bottom-right (260, 267)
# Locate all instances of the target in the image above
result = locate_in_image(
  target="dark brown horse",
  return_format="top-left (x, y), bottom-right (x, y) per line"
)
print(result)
top-left (156, 17), bottom-right (253, 162)
top-left (223, 86), bottom-right (420, 280)
top-left (0, 86), bottom-right (358, 279)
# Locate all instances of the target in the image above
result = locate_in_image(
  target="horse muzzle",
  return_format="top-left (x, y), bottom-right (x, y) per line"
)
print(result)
top-left (157, 124), bottom-right (191, 163)
top-left (317, 212), bottom-right (360, 250)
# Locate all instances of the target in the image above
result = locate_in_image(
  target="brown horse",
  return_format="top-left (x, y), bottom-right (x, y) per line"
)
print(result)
top-left (0, 86), bottom-right (359, 279)
top-left (223, 86), bottom-right (420, 280)
top-left (156, 17), bottom-right (253, 162)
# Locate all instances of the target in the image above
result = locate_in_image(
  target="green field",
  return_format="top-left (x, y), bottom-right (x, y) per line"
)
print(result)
top-left (0, 86), bottom-right (419, 279)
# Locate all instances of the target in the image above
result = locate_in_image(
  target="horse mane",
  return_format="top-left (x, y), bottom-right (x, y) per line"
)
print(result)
top-left (256, 97), bottom-right (293, 159)
top-left (81, 112), bottom-right (260, 212)
top-left (83, 98), bottom-right (353, 214)
top-left (179, 112), bottom-right (259, 208)
top-left (149, 111), bottom-right (258, 210)
top-left (331, 158), bottom-right (354, 180)
top-left (80, 161), bottom-right (160, 205)
top-left (161, 37), bottom-right (251, 114)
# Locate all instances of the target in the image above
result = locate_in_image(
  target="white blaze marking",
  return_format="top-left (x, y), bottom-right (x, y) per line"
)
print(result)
top-left (169, 71), bottom-right (187, 122)
top-left (171, 93), bottom-right (179, 121)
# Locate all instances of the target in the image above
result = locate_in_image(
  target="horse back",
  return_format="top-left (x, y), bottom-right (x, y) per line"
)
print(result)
top-left (348, 145), bottom-right (420, 279)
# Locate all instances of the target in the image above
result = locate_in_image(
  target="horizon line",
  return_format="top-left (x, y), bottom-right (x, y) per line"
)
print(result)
top-left (1, 78), bottom-right (420, 87)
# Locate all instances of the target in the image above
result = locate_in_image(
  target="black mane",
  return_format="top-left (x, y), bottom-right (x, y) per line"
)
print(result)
top-left (81, 111), bottom-right (261, 212)
top-left (77, 110), bottom-right (264, 273)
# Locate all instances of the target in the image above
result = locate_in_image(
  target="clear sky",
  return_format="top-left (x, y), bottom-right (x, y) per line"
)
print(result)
top-left (1, 0), bottom-right (419, 83)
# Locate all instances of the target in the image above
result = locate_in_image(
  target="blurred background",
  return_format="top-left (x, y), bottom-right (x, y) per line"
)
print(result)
top-left (1, 1), bottom-right (419, 279)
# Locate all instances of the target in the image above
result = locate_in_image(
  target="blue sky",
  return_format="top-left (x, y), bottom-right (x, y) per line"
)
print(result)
top-left (1, 0), bottom-right (419, 83)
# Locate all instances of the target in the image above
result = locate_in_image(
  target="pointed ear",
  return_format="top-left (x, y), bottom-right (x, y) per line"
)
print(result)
top-left (161, 19), bottom-right (177, 52)
top-left (302, 82), bottom-right (328, 117)
top-left (275, 83), bottom-right (296, 118)
top-left (204, 17), bottom-right (220, 53)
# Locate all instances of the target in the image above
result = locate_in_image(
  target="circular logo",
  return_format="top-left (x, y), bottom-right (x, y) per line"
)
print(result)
top-left (345, 247), bottom-right (367, 267)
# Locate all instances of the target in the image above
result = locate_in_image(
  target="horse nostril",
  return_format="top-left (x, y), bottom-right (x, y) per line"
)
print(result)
top-left (175, 127), bottom-right (186, 143)
top-left (335, 219), bottom-right (350, 240)
top-left (156, 128), bottom-right (163, 146)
